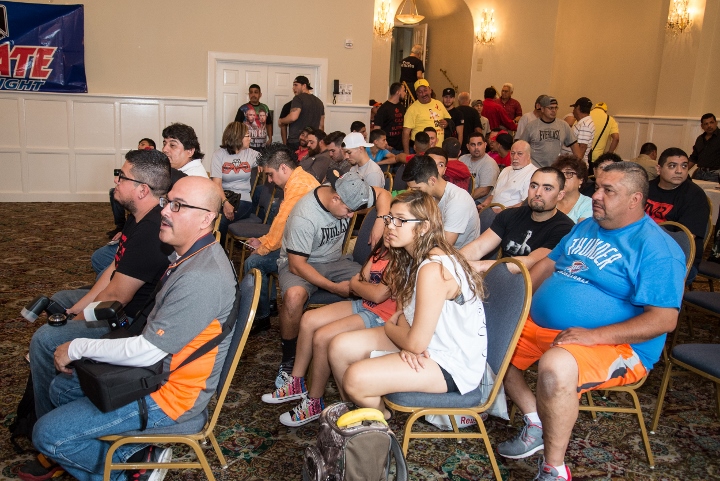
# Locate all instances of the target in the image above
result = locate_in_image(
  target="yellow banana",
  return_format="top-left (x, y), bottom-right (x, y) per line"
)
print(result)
top-left (336, 408), bottom-right (388, 427)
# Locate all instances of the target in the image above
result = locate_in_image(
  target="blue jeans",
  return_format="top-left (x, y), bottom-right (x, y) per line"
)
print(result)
top-left (109, 188), bottom-right (126, 228)
top-left (693, 168), bottom-right (720, 182)
top-left (91, 244), bottom-right (117, 277)
top-left (219, 200), bottom-right (254, 246)
top-left (244, 249), bottom-right (280, 319)
top-left (33, 372), bottom-right (176, 481)
top-left (30, 289), bottom-right (111, 418)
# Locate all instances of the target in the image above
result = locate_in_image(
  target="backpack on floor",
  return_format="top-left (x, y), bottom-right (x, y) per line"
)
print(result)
top-left (9, 373), bottom-right (37, 453)
top-left (302, 402), bottom-right (408, 481)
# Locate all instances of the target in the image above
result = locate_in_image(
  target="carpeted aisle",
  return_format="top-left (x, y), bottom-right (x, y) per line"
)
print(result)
top-left (0, 202), bottom-right (718, 480)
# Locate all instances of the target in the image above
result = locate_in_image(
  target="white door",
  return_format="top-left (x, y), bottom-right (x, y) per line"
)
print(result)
top-left (215, 61), bottom-right (319, 147)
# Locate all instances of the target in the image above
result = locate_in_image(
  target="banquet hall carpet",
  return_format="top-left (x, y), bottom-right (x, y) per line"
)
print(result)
top-left (0, 202), bottom-right (718, 480)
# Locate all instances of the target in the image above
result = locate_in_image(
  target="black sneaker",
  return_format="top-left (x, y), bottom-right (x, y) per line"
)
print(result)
top-left (249, 316), bottom-right (271, 336)
top-left (128, 445), bottom-right (172, 481)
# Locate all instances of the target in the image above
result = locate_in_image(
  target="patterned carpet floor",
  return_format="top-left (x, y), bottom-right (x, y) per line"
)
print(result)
top-left (0, 202), bottom-right (719, 480)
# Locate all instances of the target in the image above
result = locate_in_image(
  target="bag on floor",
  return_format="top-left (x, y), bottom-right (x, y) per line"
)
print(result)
top-left (302, 402), bottom-right (408, 481)
top-left (9, 373), bottom-right (37, 453)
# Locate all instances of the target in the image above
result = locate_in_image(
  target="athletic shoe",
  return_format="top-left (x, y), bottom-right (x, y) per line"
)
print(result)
top-left (497, 414), bottom-right (544, 459)
top-left (128, 445), bottom-right (173, 481)
top-left (17, 454), bottom-right (65, 481)
top-left (534, 457), bottom-right (571, 480)
top-left (279, 396), bottom-right (325, 427)
top-left (261, 375), bottom-right (307, 404)
top-left (275, 358), bottom-right (295, 389)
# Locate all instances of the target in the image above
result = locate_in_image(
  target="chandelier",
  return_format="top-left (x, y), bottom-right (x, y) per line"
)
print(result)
top-left (666, 0), bottom-right (692, 35)
top-left (475, 9), bottom-right (496, 46)
top-left (396, 0), bottom-right (424, 25)
top-left (373, 0), bottom-right (394, 40)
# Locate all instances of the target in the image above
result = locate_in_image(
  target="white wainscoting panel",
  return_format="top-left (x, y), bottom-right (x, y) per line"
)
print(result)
top-left (0, 93), bottom-right (207, 201)
top-left (614, 115), bottom-right (702, 160)
top-left (324, 104), bottom-right (372, 136)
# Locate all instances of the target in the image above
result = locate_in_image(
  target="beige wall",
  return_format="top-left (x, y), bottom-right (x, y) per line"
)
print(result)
top-left (41, 0), bottom-right (375, 103)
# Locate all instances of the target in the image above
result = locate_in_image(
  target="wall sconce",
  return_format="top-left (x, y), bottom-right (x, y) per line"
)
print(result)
top-left (373, 0), bottom-right (394, 40)
top-left (666, 0), bottom-right (692, 35)
top-left (475, 9), bottom-right (496, 46)
top-left (396, 0), bottom-right (424, 25)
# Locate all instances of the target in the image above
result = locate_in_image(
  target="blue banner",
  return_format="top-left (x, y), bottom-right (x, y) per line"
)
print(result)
top-left (0, 2), bottom-right (86, 93)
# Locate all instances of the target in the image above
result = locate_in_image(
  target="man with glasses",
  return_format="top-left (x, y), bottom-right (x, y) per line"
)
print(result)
top-left (461, 167), bottom-right (574, 274)
top-left (273, 171), bottom-right (390, 393)
top-left (27, 149), bottom-right (174, 424)
top-left (26, 176), bottom-right (237, 481)
top-left (517, 96), bottom-right (582, 168)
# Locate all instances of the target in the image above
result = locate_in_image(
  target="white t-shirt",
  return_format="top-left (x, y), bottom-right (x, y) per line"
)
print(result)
top-left (210, 148), bottom-right (260, 200)
top-left (351, 160), bottom-right (385, 189)
top-left (403, 255), bottom-right (487, 394)
top-left (459, 153), bottom-right (500, 190)
top-left (437, 182), bottom-right (481, 249)
top-left (492, 163), bottom-right (538, 207)
top-left (180, 159), bottom-right (209, 177)
top-left (561, 115), bottom-right (595, 163)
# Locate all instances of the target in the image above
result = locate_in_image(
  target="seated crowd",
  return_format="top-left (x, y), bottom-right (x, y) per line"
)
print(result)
top-left (17, 73), bottom-right (718, 481)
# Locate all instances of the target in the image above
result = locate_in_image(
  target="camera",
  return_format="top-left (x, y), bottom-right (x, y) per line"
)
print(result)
top-left (21, 295), bottom-right (67, 322)
top-left (84, 301), bottom-right (129, 331)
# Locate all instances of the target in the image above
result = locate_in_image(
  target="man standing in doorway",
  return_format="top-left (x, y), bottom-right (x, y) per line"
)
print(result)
top-left (279, 76), bottom-right (325, 152)
top-left (399, 44), bottom-right (425, 100)
top-left (234, 84), bottom-right (273, 151)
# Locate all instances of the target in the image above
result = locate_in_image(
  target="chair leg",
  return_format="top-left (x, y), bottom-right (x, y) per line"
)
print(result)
top-left (401, 411), bottom-right (425, 455)
top-left (585, 391), bottom-right (597, 421)
top-left (651, 362), bottom-right (673, 433)
top-left (709, 278), bottom-right (715, 292)
top-left (627, 388), bottom-right (654, 467)
top-left (477, 419), bottom-right (503, 481)
top-left (715, 382), bottom-right (720, 420)
top-left (508, 403), bottom-right (518, 426)
top-left (208, 432), bottom-right (228, 468)
top-left (187, 439), bottom-right (217, 481)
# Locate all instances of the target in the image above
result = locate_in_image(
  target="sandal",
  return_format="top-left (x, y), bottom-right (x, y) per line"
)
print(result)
top-left (17, 454), bottom-right (65, 481)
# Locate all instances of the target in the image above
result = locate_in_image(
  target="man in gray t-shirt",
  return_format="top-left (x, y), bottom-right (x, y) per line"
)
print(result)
top-left (403, 154), bottom-right (481, 249)
top-left (516, 96), bottom-right (582, 168)
top-left (275, 172), bottom-right (391, 386)
top-left (459, 132), bottom-right (500, 204)
top-left (279, 76), bottom-right (325, 150)
top-left (342, 132), bottom-right (385, 188)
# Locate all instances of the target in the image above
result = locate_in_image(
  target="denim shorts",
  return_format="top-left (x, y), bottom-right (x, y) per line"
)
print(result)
top-left (351, 299), bottom-right (386, 329)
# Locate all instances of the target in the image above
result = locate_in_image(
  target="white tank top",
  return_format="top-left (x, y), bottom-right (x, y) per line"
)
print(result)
top-left (403, 255), bottom-right (487, 394)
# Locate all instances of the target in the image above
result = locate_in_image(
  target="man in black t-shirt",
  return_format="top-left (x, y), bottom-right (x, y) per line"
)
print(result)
top-left (460, 167), bottom-right (574, 273)
top-left (372, 82), bottom-right (406, 153)
top-left (645, 148), bottom-right (709, 276)
top-left (29, 149), bottom-right (174, 418)
top-left (441, 88), bottom-right (464, 144)
top-left (279, 76), bottom-right (325, 151)
top-left (399, 44), bottom-right (424, 99)
top-left (457, 91), bottom-right (483, 155)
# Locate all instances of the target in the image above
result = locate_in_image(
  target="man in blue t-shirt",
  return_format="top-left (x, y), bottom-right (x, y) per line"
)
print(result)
top-left (498, 161), bottom-right (686, 481)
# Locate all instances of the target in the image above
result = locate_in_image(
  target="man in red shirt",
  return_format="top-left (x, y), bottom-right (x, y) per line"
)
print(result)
top-left (500, 83), bottom-right (523, 123)
top-left (482, 87), bottom-right (518, 132)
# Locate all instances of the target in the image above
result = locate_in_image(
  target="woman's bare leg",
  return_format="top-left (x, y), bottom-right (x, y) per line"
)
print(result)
top-left (292, 301), bottom-right (353, 379)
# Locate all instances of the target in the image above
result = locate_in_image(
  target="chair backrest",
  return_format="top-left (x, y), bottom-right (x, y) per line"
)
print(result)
top-left (353, 207), bottom-right (377, 264)
top-left (467, 174), bottom-right (475, 194)
top-left (342, 212), bottom-right (359, 255)
top-left (393, 164), bottom-right (407, 191)
top-left (213, 214), bottom-right (222, 243)
top-left (384, 171), bottom-right (394, 192)
top-left (255, 181), bottom-right (277, 222)
top-left (703, 196), bottom-right (713, 251)
top-left (660, 221), bottom-right (695, 280)
top-left (481, 258), bottom-right (532, 407)
top-left (249, 166), bottom-right (259, 197)
top-left (478, 203), bottom-right (504, 235)
top-left (212, 269), bottom-right (261, 427)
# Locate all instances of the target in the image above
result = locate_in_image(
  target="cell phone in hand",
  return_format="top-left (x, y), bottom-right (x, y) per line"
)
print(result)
top-left (237, 240), bottom-right (256, 250)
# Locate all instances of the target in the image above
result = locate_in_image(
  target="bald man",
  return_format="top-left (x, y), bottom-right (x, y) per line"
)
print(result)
top-left (399, 44), bottom-right (425, 99)
top-left (479, 140), bottom-right (539, 210)
top-left (28, 176), bottom-right (237, 481)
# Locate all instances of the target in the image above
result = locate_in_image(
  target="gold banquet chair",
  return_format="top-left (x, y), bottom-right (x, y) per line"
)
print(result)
top-left (99, 268), bottom-right (261, 481)
top-left (383, 258), bottom-right (531, 481)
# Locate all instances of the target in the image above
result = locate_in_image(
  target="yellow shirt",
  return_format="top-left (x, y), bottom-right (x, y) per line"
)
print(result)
top-left (403, 98), bottom-right (450, 144)
top-left (589, 108), bottom-right (619, 159)
top-left (256, 167), bottom-right (320, 255)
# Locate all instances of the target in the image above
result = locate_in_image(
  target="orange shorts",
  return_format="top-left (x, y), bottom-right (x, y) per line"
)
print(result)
top-left (510, 317), bottom-right (647, 397)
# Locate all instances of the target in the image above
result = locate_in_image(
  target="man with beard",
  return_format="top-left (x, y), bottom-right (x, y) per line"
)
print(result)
top-left (306, 128), bottom-right (326, 158)
top-left (480, 140), bottom-right (538, 209)
top-left (234, 84), bottom-right (272, 151)
top-left (402, 79), bottom-right (450, 154)
top-left (461, 167), bottom-right (574, 273)
top-left (300, 131), bottom-right (349, 184)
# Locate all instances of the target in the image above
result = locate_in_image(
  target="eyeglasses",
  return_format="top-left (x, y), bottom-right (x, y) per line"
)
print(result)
top-left (562, 171), bottom-right (578, 179)
top-left (381, 215), bottom-right (424, 228)
top-left (159, 197), bottom-right (211, 213)
top-left (114, 169), bottom-right (155, 190)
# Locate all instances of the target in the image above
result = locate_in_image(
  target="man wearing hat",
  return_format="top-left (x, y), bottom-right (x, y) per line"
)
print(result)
top-left (589, 102), bottom-right (620, 163)
top-left (517, 96), bottom-right (581, 168)
top-left (402, 78), bottom-right (451, 155)
top-left (279, 76), bottom-right (325, 152)
top-left (441, 87), bottom-right (465, 144)
top-left (342, 132), bottom-right (385, 188)
top-left (561, 97), bottom-right (595, 163)
top-left (273, 172), bottom-right (391, 389)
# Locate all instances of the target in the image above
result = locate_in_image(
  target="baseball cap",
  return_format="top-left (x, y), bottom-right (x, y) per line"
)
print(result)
top-left (327, 171), bottom-right (375, 211)
top-left (442, 88), bottom-right (456, 97)
top-left (538, 96), bottom-right (558, 108)
top-left (342, 132), bottom-right (373, 149)
top-left (570, 97), bottom-right (593, 110)
top-left (414, 79), bottom-right (430, 90)
top-left (294, 76), bottom-right (313, 90)
top-left (594, 102), bottom-right (608, 111)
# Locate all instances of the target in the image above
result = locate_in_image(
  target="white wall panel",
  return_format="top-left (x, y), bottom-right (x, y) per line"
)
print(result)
top-left (0, 99), bottom-right (21, 148)
top-left (27, 153), bottom-right (70, 193)
top-left (0, 153), bottom-right (23, 193)
top-left (0, 92), bottom-right (207, 201)
top-left (75, 154), bottom-right (116, 193)
top-left (74, 102), bottom-right (116, 150)
top-left (614, 116), bottom-right (702, 161)
top-left (120, 103), bottom-right (161, 151)
top-left (325, 104), bottom-right (371, 138)
top-left (25, 100), bottom-right (68, 149)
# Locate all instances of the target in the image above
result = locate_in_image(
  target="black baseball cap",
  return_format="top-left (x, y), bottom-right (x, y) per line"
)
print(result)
top-left (442, 88), bottom-right (456, 97)
top-left (294, 76), bottom-right (313, 90)
top-left (570, 97), bottom-right (593, 109)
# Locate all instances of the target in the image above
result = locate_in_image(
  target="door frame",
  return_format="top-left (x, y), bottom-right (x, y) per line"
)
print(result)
top-left (207, 51), bottom-right (328, 153)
